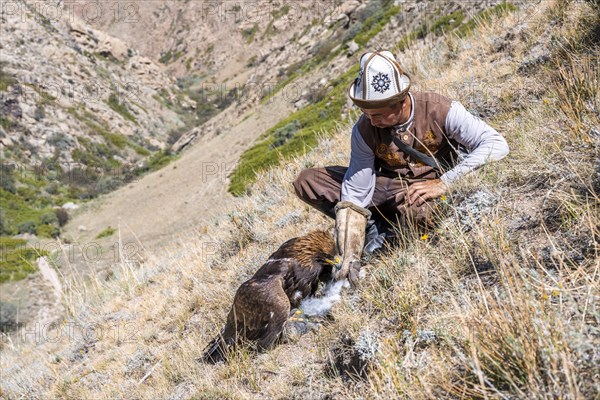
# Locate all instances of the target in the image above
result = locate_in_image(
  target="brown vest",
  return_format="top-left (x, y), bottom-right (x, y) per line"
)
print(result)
top-left (358, 92), bottom-right (455, 179)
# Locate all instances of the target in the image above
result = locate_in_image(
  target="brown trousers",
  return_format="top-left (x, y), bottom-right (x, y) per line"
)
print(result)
top-left (293, 166), bottom-right (437, 226)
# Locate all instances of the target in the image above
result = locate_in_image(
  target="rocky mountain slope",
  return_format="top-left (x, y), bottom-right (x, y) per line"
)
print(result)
top-left (1, 1), bottom-right (185, 168)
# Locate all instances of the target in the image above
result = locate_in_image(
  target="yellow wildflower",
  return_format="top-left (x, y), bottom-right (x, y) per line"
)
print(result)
top-left (421, 234), bottom-right (429, 241)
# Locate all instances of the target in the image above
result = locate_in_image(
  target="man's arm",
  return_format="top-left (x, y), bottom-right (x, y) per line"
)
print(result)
top-left (407, 101), bottom-right (509, 205)
top-left (441, 101), bottom-right (510, 184)
top-left (341, 124), bottom-right (376, 208)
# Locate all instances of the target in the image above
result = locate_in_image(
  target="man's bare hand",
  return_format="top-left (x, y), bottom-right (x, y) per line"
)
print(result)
top-left (407, 179), bottom-right (448, 206)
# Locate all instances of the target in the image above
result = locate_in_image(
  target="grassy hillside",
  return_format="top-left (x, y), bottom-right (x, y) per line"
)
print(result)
top-left (1, 0), bottom-right (598, 399)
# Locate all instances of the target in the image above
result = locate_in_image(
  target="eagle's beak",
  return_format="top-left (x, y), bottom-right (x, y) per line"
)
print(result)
top-left (326, 256), bottom-right (342, 270)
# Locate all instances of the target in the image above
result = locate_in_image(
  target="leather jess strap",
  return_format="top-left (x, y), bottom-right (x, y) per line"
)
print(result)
top-left (391, 135), bottom-right (450, 172)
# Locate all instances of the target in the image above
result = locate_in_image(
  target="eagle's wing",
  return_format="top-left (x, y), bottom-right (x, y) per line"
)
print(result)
top-left (231, 273), bottom-right (290, 350)
top-left (282, 259), bottom-right (323, 307)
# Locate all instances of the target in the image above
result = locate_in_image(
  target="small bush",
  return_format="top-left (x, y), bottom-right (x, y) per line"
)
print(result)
top-left (242, 23), bottom-right (259, 43)
top-left (55, 208), bottom-right (69, 227)
top-left (34, 106), bottom-right (45, 121)
top-left (159, 50), bottom-right (173, 64)
top-left (17, 221), bottom-right (37, 234)
top-left (0, 237), bottom-right (48, 282)
top-left (95, 176), bottom-right (122, 195)
top-left (270, 120), bottom-right (301, 149)
top-left (36, 224), bottom-right (59, 238)
top-left (107, 93), bottom-right (137, 123)
top-left (342, 22), bottom-right (363, 43)
top-left (309, 39), bottom-right (337, 62)
top-left (354, 4), bottom-right (401, 46)
top-left (0, 301), bottom-right (20, 332)
top-left (0, 164), bottom-right (16, 194)
top-left (40, 211), bottom-right (58, 225)
top-left (0, 65), bottom-right (17, 92)
top-left (96, 226), bottom-right (116, 239)
top-left (246, 55), bottom-right (258, 67)
top-left (167, 126), bottom-right (189, 146)
top-left (144, 149), bottom-right (177, 172)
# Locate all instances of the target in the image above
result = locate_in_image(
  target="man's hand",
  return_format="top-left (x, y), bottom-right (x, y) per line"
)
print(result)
top-left (407, 179), bottom-right (448, 206)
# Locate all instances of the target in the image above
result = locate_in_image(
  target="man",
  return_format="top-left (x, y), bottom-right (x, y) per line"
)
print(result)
top-left (293, 51), bottom-right (509, 284)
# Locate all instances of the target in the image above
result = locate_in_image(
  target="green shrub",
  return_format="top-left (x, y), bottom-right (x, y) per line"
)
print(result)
top-left (0, 237), bottom-right (48, 282)
top-left (159, 50), bottom-right (173, 64)
top-left (272, 4), bottom-right (289, 18)
top-left (415, 10), bottom-right (465, 39)
top-left (96, 226), bottom-right (116, 239)
top-left (107, 93), bottom-right (137, 123)
top-left (158, 50), bottom-right (184, 68)
top-left (309, 39), bottom-right (338, 63)
top-left (17, 221), bottom-right (37, 234)
top-left (16, 186), bottom-right (40, 202)
top-left (0, 189), bottom-right (47, 235)
top-left (354, 4), bottom-right (401, 46)
top-left (47, 132), bottom-right (73, 150)
top-left (246, 55), bottom-right (258, 67)
top-left (0, 117), bottom-right (10, 129)
top-left (130, 143), bottom-right (151, 156)
top-left (0, 164), bottom-right (16, 194)
top-left (242, 23), bottom-right (259, 43)
top-left (0, 65), bottom-right (17, 92)
top-left (270, 120), bottom-right (301, 149)
top-left (343, 22), bottom-right (364, 43)
top-left (95, 176), bottom-right (122, 195)
top-left (40, 211), bottom-right (58, 225)
top-left (36, 224), bottom-right (59, 238)
top-left (146, 149), bottom-right (177, 172)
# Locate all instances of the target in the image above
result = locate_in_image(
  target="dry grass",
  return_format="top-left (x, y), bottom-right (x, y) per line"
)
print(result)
top-left (1, 1), bottom-right (598, 399)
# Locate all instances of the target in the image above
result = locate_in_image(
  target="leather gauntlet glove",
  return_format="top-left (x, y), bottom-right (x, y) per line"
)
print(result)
top-left (333, 201), bottom-right (370, 286)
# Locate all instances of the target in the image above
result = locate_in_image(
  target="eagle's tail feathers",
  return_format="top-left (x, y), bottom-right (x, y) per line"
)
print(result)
top-left (201, 331), bottom-right (234, 364)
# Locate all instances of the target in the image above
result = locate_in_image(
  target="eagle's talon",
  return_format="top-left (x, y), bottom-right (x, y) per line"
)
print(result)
top-left (289, 308), bottom-right (303, 317)
top-left (285, 319), bottom-right (320, 337)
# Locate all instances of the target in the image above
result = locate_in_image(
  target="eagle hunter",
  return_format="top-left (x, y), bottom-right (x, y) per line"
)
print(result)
top-left (202, 230), bottom-right (340, 363)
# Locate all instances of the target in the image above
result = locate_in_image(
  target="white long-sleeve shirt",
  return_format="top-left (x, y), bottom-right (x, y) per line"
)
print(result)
top-left (341, 100), bottom-right (509, 207)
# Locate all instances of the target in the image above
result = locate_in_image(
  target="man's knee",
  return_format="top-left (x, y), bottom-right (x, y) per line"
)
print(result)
top-left (293, 168), bottom-right (318, 200)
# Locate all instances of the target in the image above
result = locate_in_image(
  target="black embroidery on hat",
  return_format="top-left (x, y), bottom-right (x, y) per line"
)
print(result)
top-left (371, 72), bottom-right (391, 93)
top-left (356, 69), bottom-right (363, 87)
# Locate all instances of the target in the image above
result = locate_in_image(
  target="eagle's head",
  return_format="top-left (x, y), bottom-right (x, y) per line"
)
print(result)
top-left (292, 230), bottom-right (341, 270)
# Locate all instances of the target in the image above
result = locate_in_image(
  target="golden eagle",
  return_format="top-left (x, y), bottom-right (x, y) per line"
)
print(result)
top-left (202, 230), bottom-right (339, 363)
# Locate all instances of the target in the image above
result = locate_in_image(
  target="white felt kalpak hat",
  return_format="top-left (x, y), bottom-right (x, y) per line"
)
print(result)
top-left (348, 51), bottom-right (411, 109)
